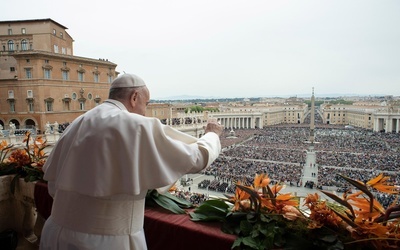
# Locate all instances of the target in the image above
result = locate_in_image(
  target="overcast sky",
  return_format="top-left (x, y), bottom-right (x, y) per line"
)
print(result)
top-left (3, 0), bottom-right (400, 99)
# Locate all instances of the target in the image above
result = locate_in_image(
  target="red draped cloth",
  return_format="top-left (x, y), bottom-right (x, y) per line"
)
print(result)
top-left (34, 181), bottom-right (53, 220)
top-left (34, 182), bottom-right (236, 250)
top-left (144, 207), bottom-right (235, 250)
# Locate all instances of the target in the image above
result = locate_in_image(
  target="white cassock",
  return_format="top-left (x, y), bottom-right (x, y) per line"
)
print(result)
top-left (39, 99), bottom-right (221, 250)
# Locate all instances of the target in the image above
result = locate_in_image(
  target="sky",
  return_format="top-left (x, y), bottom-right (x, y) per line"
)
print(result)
top-left (3, 0), bottom-right (400, 99)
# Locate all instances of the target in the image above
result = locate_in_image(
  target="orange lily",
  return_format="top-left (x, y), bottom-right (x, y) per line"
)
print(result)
top-left (270, 183), bottom-right (284, 196)
top-left (253, 173), bottom-right (270, 190)
top-left (367, 173), bottom-right (399, 194)
top-left (230, 181), bottom-right (251, 211)
top-left (261, 191), bottom-right (298, 213)
top-left (8, 149), bottom-right (30, 167)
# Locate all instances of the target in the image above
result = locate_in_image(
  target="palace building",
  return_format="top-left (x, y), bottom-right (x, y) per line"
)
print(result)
top-left (0, 18), bottom-right (118, 132)
top-left (320, 100), bottom-right (400, 133)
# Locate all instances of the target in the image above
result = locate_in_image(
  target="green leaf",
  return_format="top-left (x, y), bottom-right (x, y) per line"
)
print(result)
top-left (146, 189), bottom-right (159, 198)
top-left (320, 234), bottom-right (338, 243)
top-left (0, 163), bottom-right (17, 176)
top-left (239, 220), bottom-right (253, 235)
top-left (201, 199), bottom-right (230, 209)
top-left (192, 199), bottom-right (230, 216)
top-left (242, 236), bottom-right (260, 249)
top-left (231, 238), bottom-right (243, 249)
top-left (151, 192), bottom-right (187, 214)
top-left (190, 200), bottom-right (230, 221)
top-left (227, 211), bottom-right (248, 221)
top-left (250, 224), bottom-right (260, 238)
top-left (190, 213), bottom-right (226, 222)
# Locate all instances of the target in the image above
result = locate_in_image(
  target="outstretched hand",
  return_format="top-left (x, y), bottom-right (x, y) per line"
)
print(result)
top-left (205, 120), bottom-right (223, 136)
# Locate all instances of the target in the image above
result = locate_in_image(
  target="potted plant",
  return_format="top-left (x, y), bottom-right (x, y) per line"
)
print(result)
top-left (190, 173), bottom-right (400, 249)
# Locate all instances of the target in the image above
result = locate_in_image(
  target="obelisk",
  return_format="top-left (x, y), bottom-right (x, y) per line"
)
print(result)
top-left (309, 87), bottom-right (315, 146)
top-left (300, 87), bottom-right (318, 190)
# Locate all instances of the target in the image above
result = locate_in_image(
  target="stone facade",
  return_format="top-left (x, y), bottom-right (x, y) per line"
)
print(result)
top-left (320, 102), bottom-right (400, 132)
top-left (0, 18), bottom-right (118, 132)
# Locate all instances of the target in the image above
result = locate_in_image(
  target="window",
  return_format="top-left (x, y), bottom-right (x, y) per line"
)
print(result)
top-left (44, 69), bottom-right (51, 79)
top-left (79, 101), bottom-right (85, 110)
top-left (63, 100), bottom-right (70, 111)
top-left (62, 95), bottom-right (71, 111)
top-left (7, 40), bottom-right (14, 51)
top-left (28, 101), bottom-right (34, 112)
top-left (21, 28), bottom-right (26, 34)
top-left (62, 47), bottom-right (66, 54)
top-left (53, 29), bottom-right (56, 35)
top-left (87, 93), bottom-right (93, 100)
top-left (25, 68), bottom-right (32, 79)
top-left (54, 45), bottom-right (59, 53)
top-left (45, 60), bottom-right (49, 64)
top-left (78, 72), bottom-right (84, 81)
top-left (27, 90), bottom-right (33, 98)
top-left (21, 39), bottom-right (28, 50)
top-left (108, 75), bottom-right (113, 83)
top-left (9, 100), bottom-right (15, 112)
top-left (62, 70), bottom-right (69, 80)
top-left (8, 90), bottom-right (14, 98)
top-left (45, 100), bottom-right (53, 111)
top-left (94, 73), bottom-right (99, 83)
top-left (72, 93), bottom-right (77, 100)
top-left (60, 32), bottom-right (63, 38)
top-left (10, 67), bottom-right (15, 72)
top-left (8, 29), bottom-right (12, 35)
top-left (26, 59), bottom-right (30, 63)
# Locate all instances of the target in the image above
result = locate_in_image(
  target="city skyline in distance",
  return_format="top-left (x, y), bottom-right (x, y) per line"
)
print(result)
top-left (154, 92), bottom-right (395, 101)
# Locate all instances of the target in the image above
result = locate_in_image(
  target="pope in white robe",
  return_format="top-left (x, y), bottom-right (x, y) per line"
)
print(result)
top-left (39, 74), bottom-right (222, 250)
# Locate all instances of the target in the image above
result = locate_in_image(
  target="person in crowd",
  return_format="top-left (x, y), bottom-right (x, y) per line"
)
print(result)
top-left (40, 73), bottom-right (223, 250)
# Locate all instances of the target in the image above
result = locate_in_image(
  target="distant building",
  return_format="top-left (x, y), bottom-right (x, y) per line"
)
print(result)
top-left (320, 101), bottom-right (400, 132)
top-left (0, 18), bottom-right (118, 132)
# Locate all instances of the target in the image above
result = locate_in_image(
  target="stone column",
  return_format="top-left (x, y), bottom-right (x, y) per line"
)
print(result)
top-left (373, 118), bottom-right (378, 132)
top-left (385, 118), bottom-right (390, 133)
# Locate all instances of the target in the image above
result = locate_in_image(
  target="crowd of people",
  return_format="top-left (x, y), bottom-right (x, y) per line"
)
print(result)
top-left (188, 125), bottom-right (399, 208)
top-left (172, 190), bottom-right (209, 206)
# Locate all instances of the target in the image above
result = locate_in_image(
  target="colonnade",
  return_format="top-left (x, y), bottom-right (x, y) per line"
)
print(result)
top-left (219, 117), bottom-right (254, 129)
top-left (374, 117), bottom-right (400, 133)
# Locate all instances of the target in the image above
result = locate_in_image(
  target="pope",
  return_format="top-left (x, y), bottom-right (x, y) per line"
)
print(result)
top-left (40, 73), bottom-right (223, 250)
